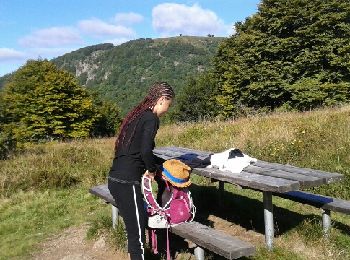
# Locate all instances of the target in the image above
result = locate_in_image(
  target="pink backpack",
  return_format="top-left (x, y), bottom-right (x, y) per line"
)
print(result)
top-left (142, 174), bottom-right (196, 259)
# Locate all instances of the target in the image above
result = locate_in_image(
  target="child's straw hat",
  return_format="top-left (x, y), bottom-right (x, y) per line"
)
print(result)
top-left (162, 159), bottom-right (192, 188)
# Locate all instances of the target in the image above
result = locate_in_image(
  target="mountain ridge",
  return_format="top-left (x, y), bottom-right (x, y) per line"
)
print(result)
top-left (0, 36), bottom-right (224, 113)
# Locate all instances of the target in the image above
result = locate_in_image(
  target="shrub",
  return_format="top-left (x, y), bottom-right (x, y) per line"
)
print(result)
top-left (0, 128), bottom-right (17, 160)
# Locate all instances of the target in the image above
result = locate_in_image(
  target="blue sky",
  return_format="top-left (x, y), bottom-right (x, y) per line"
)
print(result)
top-left (0, 0), bottom-right (260, 76)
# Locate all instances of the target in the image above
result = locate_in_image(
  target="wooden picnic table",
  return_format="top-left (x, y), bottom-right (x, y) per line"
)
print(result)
top-left (153, 146), bottom-right (344, 250)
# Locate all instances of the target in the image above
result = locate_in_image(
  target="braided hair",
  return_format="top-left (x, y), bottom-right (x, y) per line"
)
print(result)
top-left (115, 82), bottom-right (175, 150)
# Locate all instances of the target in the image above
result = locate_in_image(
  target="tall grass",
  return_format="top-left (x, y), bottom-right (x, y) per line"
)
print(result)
top-left (158, 105), bottom-right (350, 199)
top-left (1, 105), bottom-right (350, 259)
top-left (0, 138), bottom-right (115, 197)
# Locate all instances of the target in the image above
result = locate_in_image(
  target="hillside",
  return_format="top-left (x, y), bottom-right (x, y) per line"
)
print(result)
top-left (0, 36), bottom-right (224, 113)
top-left (51, 36), bottom-right (224, 113)
top-left (0, 73), bottom-right (12, 90)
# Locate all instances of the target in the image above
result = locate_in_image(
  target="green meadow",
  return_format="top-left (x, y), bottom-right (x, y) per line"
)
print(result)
top-left (1, 105), bottom-right (350, 259)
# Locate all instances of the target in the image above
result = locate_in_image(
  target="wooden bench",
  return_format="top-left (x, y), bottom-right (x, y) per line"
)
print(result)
top-left (273, 190), bottom-right (350, 235)
top-left (89, 184), bottom-right (256, 260)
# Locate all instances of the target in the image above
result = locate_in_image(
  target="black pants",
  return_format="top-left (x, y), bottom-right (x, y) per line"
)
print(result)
top-left (108, 179), bottom-right (146, 260)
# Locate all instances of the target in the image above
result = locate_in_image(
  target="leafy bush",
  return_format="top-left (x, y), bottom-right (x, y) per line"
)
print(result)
top-left (0, 128), bottom-right (17, 160)
top-left (90, 92), bottom-right (122, 137)
top-left (170, 72), bottom-right (219, 122)
top-left (2, 59), bottom-right (98, 142)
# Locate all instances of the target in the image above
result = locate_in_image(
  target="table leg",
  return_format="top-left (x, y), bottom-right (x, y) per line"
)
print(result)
top-left (263, 191), bottom-right (274, 250)
top-left (219, 181), bottom-right (225, 192)
top-left (194, 246), bottom-right (205, 260)
top-left (218, 181), bottom-right (224, 207)
top-left (322, 209), bottom-right (331, 237)
top-left (112, 205), bottom-right (119, 229)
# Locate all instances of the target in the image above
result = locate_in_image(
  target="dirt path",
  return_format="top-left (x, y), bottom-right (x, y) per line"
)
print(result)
top-left (31, 216), bottom-right (264, 260)
top-left (32, 224), bottom-right (126, 260)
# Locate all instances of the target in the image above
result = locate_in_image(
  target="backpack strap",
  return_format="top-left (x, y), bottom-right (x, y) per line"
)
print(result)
top-left (151, 229), bottom-right (158, 254)
top-left (142, 174), bottom-right (163, 215)
top-left (166, 227), bottom-right (171, 260)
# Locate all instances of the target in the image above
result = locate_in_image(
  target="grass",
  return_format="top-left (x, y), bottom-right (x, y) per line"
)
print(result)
top-left (0, 138), bottom-right (114, 197)
top-left (0, 187), bottom-right (108, 260)
top-left (158, 105), bottom-right (350, 199)
top-left (0, 105), bottom-right (350, 259)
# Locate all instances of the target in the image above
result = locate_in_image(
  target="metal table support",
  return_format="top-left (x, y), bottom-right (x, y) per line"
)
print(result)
top-left (194, 246), bottom-right (205, 260)
top-left (112, 205), bottom-right (119, 229)
top-left (322, 209), bottom-right (331, 237)
top-left (263, 191), bottom-right (274, 250)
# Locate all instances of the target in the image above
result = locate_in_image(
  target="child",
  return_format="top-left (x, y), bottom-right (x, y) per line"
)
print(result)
top-left (108, 82), bottom-right (175, 260)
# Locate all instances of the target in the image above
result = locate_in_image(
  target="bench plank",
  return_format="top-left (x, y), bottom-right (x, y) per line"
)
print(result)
top-left (274, 191), bottom-right (350, 215)
top-left (172, 222), bottom-right (255, 259)
top-left (89, 184), bottom-right (256, 259)
top-left (89, 184), bottom-right (116, 206)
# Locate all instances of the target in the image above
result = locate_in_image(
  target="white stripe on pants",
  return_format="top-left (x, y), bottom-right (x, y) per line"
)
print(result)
top-left (133, 185), bottom-right (144, 260)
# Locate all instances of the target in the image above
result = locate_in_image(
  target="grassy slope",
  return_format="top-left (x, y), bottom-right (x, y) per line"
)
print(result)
top-left (1, 106), bottom-right (350, 259)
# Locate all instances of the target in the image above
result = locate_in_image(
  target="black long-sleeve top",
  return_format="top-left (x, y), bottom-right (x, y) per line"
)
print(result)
top-left (108, 109), bottom-right (165, 183)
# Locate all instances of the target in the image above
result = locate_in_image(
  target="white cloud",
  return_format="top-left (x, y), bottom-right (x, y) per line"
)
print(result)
top-left (18, 27), bottom-right (82, 48)
top-left (152, 3), bottom-right (230, 36)
top-left (114, 12), bottom-right (143, 25)
top-left (78, 18), bottom-right (135, 38)
top-left (27, 47), bottom-right (78, 58)
top-left (227, 22), bottom-right (236, 36)
top-left (103, 38), bottom-right (132, 46)
top-left (0, 48), bottom-right (26, 61)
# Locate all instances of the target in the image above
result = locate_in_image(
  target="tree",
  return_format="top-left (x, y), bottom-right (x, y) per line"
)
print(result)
top-left (2, 59), bottom-right (98, 141)
top-left (170, 73), bottom-right (219, 121)
top-left (0, 92), bottom-right (17, 159)
top-left (89, 90), bottom-right (122, 137)
top-left (214, 0), bottom-right (350, 117)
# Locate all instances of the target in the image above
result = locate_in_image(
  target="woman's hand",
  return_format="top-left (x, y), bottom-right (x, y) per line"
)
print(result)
top-left (145, 170), bottom-right (156, 181)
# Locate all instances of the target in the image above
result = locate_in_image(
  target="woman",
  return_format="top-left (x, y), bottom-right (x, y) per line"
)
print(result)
top-left (108, 82), bottom-right (175, 260)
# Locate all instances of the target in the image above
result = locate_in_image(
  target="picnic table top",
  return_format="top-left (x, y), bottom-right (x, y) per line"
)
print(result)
top-left (153, 146), bottom-right (343, 193)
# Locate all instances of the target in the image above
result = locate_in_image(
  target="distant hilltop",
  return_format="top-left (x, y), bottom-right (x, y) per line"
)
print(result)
top-left (0, 36), bottom-right (224, 113)
top-left (52, 36), bottom-right (224, 113)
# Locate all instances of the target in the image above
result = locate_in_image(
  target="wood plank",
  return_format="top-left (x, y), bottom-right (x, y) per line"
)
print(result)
top-left (154, 147), bottom-right (211, 168)
top-left (325, 199), bottom-right (350, 214)
top-left (172, 222), bottom-right (255, 259)
top-left (274, 191), bottom-right (350, 215)
top-left (154, 146), bottom-right (211, 160)
top-left (163, 146), bottom-right (213, 158)
top-left (89, 184), bottom-right (116, 206)
top-left (244, 165), bottom-right (324, 188)
top-left (192, 167), bottom-right (300, 193)
top-left (256, 160), bottom-right (343, 184)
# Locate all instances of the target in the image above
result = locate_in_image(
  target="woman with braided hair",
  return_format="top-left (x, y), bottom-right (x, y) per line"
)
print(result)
top-left (108, 82), bottom-right (175, 260)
